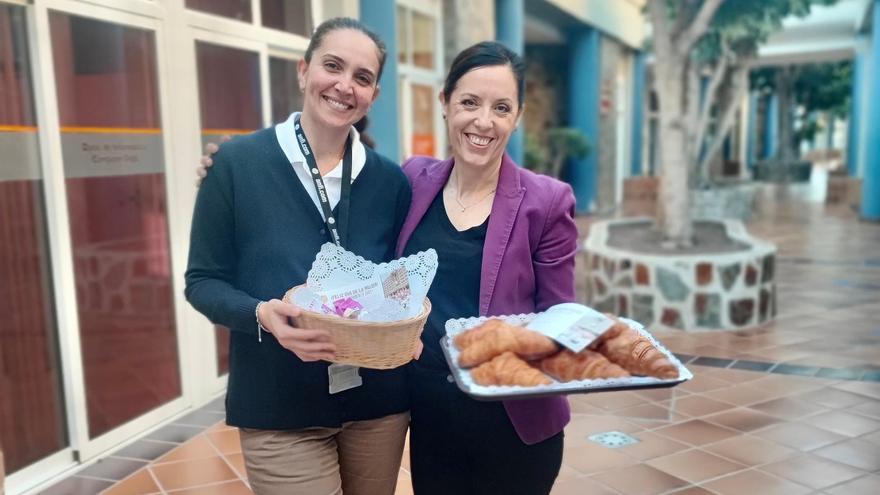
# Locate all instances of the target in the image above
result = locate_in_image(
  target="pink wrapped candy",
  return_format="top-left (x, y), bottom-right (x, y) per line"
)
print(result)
top-left (322, 297), bottom-right (363, 319)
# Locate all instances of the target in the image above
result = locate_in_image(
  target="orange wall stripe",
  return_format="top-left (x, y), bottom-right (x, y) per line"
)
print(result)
top-left (201, 128), bottom-right (256, 136)
top-left (60, 126), bottom-right (162, 134)
top-left (0, 125), bottom-right (38, 133)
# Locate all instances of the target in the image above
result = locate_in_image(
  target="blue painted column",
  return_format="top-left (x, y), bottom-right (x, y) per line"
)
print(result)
top-left (495, 0), bottom-right (525, 165)
top-left (747, 91), bottom-right (758, 170)
top-left (763, 93), bottom-right (779, 160)
top-left (568, 27), bottom-right (601, 213)
top-left (360, 0), bottom-right (400, 162)
top-left (848, 43), bottom-right (864, 177)
top-left (630, 51), bottom-right (645, 176)
top-left (862, 0), bottom-right (880, 220)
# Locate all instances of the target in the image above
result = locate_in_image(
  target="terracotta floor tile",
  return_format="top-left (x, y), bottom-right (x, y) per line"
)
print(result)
top-left (400, 449), bottom-right (410, 472)
top-left (156, 436), bottom-right (218, 464)
top-left (862, 430), bottom-right (880, 446)
top-left (653, 420), bottom-right (739, 446)
top-left (747, 397), bottom-right (828, 419)
top-left (666, 395), bottom-right (737, 418)
top-left (150, 456), bottom-right (237, 491)
top-left (619, 430), bottom-right (690, 461)
top-left (706, 368), bottom-right (766, 384)
top-left (760, 454), bottom-right (864, 490)
top-left (805, 410), bottom-right (880, 437)
top-left (850, 399), bottom-right (880, 419)
top-left (823, 474), bottom-right (880, 495)
top-left (561, 442), bottom-right (639, 474)
top-left (568, 396), bottom-right (605, 415)
top-left (615, 403), bottom-right (687, 423)
top-left (831, 381), bottom-right (880, 400)
top-left (667, 487), bottom-right (716, 495)
top-left (633, 387), bottom-right (691, 403)
top-left (550, 476), bottom-right (620, 495)
top-left (206, 422), bottom-right (235, 433)
top-left (747, 347), bottom-right (816, 362)
top-left (591, 464), bottom-right (690, 495)
top-left (646, 449), bottom-right (746, 484)
top-left (580, 391), bottom-right (649, 411)
top-left (704, 384), bottom-right (788, 406)
top-left (794, 387), bottom-right (872, 408)
top-left (395, 470), bottom-right (412, 495)
top-left (703, 434), bottom-right (796, 467)
top-left (811, 438), bottom-right (880, 471)
top-left (167, 480), bottom-right (252, 494)
top-left (225, 453), bottom-right (247, 479)
top-left (207, 428), bottom-right (241, 455)
top-left (101, 469), bottom-right (160, 495)
top-left (701, 469), bottom-right (812, 495)
top-left (745, 374), bottom-right (824, 396)
top-left (679, 374), bottom-right (731, 394)
top-left (759, 421), bottom-right (849, 452)
top-left (703, 407), bottom-right (781, 433)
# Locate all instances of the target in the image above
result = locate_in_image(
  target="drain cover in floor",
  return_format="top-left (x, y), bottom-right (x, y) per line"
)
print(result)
top-left (588, 431), bottom-right (639, 448)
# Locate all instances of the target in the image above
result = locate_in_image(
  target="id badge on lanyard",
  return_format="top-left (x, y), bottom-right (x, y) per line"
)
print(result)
top-left (293, 116), bottom-right (361, 394)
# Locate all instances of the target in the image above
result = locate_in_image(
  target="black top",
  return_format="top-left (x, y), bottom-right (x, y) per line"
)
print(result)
top-left (184, 127), bottom-right (412, 429)
top-left (403, 192), bottom-right (488, 371)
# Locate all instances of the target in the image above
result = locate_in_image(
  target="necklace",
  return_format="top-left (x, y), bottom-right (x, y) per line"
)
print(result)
top-left (452, 188), bottom-right (496, 212)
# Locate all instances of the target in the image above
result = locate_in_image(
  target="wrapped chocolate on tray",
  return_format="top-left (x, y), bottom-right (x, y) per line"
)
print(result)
top-left (441, 304), bottom-right (692, 400)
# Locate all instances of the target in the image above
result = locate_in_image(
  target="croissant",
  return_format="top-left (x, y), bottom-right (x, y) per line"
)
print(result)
top-left (471, 352), bottom-right (552, 387)
top-left (540, 349), bottom-right (630, 382)
top-left (593, 324), bottom-right (679, 379)
top-left (457, 322), bottom-right (558, 368)
top-left (453, 318), bottom-right (507, 350)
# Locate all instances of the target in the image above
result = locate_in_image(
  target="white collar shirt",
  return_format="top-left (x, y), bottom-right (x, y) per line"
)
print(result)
top-left (275, 112), bottom-right (367, 218)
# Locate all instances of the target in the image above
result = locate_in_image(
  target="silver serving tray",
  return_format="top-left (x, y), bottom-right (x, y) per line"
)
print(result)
top-left (442, 314), bottom-right (693, 401)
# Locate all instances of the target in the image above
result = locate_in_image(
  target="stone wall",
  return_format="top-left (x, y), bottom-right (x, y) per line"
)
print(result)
top-left (584, 218), bottom-right (777, 331)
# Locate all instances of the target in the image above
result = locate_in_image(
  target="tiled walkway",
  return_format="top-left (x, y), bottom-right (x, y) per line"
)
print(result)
top-left (40, 196), bottom-right (880, 495)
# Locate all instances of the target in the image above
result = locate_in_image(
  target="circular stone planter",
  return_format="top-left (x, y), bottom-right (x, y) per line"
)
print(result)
top-left (583, 218), bottom-right (777, 331)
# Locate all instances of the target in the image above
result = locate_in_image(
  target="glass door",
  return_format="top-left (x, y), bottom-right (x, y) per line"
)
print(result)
top-left (0, 0), bottom-right (69, 478)
top-left (47, 10), bottom-right (181, 439)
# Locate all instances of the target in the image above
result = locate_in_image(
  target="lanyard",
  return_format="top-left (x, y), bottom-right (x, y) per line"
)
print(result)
top-left (294, 115), bottom-right (352, 248)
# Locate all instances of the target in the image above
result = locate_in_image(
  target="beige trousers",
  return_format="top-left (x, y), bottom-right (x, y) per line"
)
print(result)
top-left (239, 412), bottom-right (409, 495)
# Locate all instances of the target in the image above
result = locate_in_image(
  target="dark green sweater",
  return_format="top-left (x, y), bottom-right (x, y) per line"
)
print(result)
top-left (185, 128), bottom-right (412, 429)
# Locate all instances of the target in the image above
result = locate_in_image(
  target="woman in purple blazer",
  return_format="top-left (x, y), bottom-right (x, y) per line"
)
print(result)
top-left (397, 42), bottom-right (578, 495)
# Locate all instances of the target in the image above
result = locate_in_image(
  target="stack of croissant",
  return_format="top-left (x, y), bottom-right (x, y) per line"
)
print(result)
top-left (453, 317), bottom-right (679, 387)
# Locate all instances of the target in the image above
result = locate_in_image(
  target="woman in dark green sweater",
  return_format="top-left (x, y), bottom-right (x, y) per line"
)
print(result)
top-left (185, 18), bottom-right (412, 495)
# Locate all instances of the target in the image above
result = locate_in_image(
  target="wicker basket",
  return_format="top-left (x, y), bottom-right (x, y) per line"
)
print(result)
top-left (283, 285), bottom-right (431, 369)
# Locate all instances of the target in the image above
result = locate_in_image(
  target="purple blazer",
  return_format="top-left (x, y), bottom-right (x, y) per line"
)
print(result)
top-left (396, 153), bottom-right (578, 445)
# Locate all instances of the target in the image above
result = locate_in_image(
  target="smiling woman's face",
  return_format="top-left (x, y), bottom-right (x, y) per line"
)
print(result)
top-left (298, 28), bottom-right (381, 130)
top-left (442, 64), bottom-right (520, 170)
